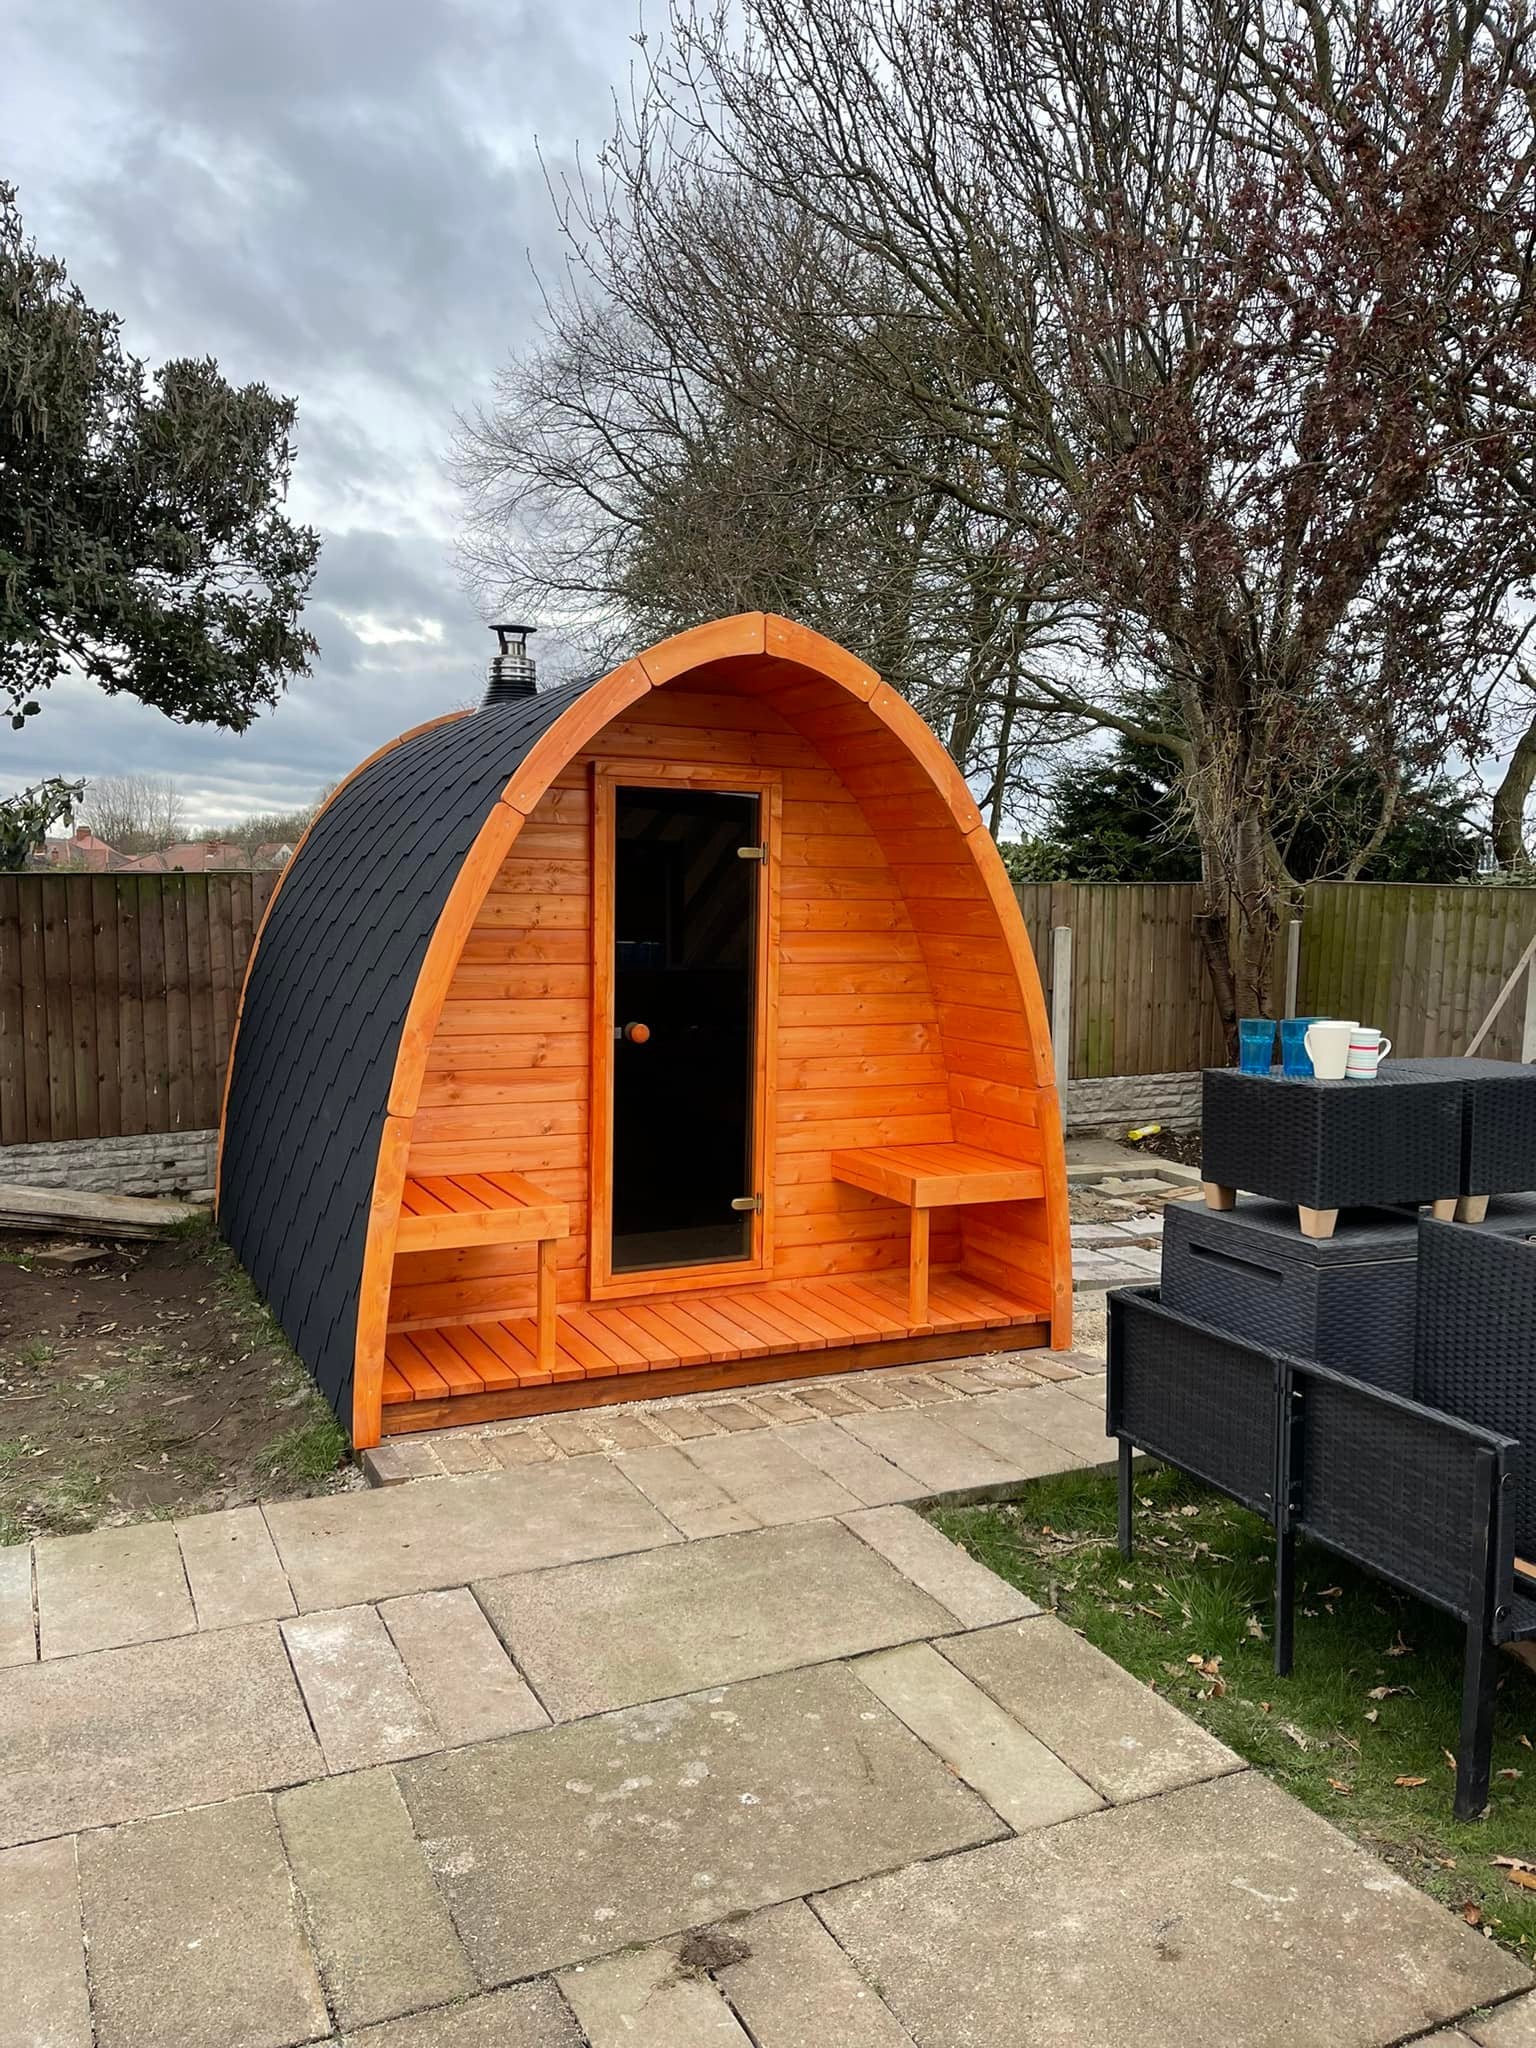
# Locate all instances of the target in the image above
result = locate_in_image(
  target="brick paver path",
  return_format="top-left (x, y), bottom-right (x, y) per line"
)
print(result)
top-left (3, 1349), bottom-right (1533, 2048)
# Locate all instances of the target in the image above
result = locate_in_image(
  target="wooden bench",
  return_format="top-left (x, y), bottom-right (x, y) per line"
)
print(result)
top-left (830, 1143), bottom-right (1045, 1324)
top-left (396, 1172), bottom-right (569, 1374)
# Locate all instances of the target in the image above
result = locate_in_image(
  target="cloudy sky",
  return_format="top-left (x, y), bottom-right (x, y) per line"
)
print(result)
top-left (3, 0), bottom-right (640, 827)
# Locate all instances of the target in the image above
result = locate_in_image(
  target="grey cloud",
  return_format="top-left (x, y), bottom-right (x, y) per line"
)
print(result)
top-left (3, 0), bottom-right (638, 822)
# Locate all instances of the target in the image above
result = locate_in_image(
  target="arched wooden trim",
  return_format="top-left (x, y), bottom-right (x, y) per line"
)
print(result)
top-left (349, 613), bottom-right (1071, 1446)
top-left (214, 710), bottom-right (470, 1210)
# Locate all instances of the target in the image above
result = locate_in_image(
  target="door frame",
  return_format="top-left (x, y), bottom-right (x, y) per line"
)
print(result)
top-left (587, 759), bottom-right (782, 1301)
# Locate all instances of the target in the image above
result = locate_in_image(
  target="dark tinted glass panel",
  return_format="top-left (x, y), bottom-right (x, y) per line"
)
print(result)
top-left (611, 786), bottom-right (758, 1273)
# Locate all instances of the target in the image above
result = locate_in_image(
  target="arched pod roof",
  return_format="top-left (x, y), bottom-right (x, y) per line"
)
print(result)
top-left (219, 613), bottom-right (1064, 1441)
top-left (219, 683), bottom-right (590, 1422)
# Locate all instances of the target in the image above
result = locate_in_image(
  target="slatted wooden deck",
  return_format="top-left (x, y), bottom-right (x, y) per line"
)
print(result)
top-left (380, 1267), bottom-right (1047, 1433)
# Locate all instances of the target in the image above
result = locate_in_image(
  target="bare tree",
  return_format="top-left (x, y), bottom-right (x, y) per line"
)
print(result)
top-left (464, 0), bottom-right (1536, 1031)
top-left (82, 773), bottom-right (187, 854)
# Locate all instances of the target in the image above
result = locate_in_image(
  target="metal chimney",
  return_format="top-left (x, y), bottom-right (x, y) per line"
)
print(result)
top-left (484, 623), bottom-right (537, 705)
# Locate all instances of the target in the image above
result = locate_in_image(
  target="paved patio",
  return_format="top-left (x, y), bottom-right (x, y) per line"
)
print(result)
top-left (3, 1345), bottom-right (1535, 2048)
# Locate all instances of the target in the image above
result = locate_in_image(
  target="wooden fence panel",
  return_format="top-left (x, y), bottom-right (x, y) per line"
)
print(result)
top-left (1297, 882), bottom-right (1536, 1061)
top-left (7, 870), bottom-right (1536, 1149)
top-left (0, 871), bottom-right (280, 1145)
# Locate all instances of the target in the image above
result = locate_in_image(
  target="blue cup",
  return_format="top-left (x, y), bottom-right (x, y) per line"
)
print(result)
top-left (1281, 1016), bottom-right (1324, 1078)
top-left (1237, 1017), bottom-right (1277, 1073)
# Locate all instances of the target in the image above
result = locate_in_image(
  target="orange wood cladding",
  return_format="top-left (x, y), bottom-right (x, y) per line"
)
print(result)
top-left (334, 615), bottom-right (1071, 1443)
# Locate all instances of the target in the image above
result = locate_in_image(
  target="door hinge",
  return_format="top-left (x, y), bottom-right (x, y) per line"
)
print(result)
top-left (730, 1194), bottom-right (763, 1212)
top-left (736, 845), bottom-right (767, 861)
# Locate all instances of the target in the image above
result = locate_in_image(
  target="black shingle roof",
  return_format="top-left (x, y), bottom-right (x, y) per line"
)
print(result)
top-left (219, 682), bottom-right (590, 1428)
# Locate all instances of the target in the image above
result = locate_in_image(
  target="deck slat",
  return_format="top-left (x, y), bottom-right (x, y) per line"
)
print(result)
top-left (384, 1266), bottom-right (1044, 1418)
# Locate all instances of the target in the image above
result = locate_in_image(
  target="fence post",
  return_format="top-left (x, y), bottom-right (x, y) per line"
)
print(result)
top-left (1523, 956), bottom-right (1536, 1065)
top-left (1051, 923), bottom-right (1073, 1096)
top-left (1283, 917), bottom-right (1301, 1020)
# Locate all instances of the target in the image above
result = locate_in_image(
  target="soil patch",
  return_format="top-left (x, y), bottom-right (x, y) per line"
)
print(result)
top-left (0, 1220), bottom-right (358, 1543)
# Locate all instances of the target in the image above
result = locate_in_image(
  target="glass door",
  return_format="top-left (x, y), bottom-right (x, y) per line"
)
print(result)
top-left (609, 784), bottom-right (761, 1274)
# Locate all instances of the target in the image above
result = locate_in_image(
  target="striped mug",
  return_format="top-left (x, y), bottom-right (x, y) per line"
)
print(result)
top-left (1345, 1027), bottom-right (1392, 1079)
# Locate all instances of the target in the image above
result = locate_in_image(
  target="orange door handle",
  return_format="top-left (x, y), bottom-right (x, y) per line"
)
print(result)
top-left (618, 1021), bottom-right (651, 1044)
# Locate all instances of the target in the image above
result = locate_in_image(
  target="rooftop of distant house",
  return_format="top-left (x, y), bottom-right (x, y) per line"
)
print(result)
top-left (36, 827), bottom-right (294, 873)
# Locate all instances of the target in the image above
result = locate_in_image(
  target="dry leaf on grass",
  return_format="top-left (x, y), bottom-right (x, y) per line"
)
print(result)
top-left (1367, 1685), bottom-right (1411, 1701)
top-left (1493, 1857), bottom-right (1536, 1876)
top-left (1327, 1778), bottom-right (1354, 1795)
top-left (1385, 1635), bottom-right (1415, 1658)
top-left (1463, 1902), bottom-right (1484, 1927)
top-left (1394, 1775), bottom-right (1428, 1788)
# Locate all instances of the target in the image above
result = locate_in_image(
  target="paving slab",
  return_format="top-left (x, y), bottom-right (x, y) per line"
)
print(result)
top-left (854, 1643), bottom-right (1102, 1831)
top-left (1060, 1373), bottom-right (1109, 1406)
top-left (0, 1621), bottom-right (321, 1846)
top-left (343, 1984), bottom-right (585, 2047)
top-left (177, 1505), bottom-right (295, 1628)
top-left (283, 1605), bottom-right (438, 1771)
top-left (265, 1458), bottom-right (677, 1610)
top-left (838, 1409), bottom-right (1031, 1493)
top-left (379, 1587), bottom-right (549, 1744)
top-left (715, 1900), bottom-right (916, 2048)
top-left (34, 1520), bottom-right (195, 1658)
top-left (675, 1430), bottom-right (862, 1523)
top-left (941, 1616), bottom-right (1242, 1802)
top-left (559, 1941), bottom-right (754, 2046)
top-left (476, 1519), bottom-right (955, 1719)
top-left (0, 1836), bottom-right (91, 2048)
top-left (277, 1768), bottom-right (476, 2030)
top-left (947, 1384), bottom-right (1112, 1467)
top-left (842, 1506), bottom-right (1039, 1627)
top-left (775, 1420), bottom-right (924, 1506)
top-left (0, 1541), bottom-right (33, 1665)
top-left (818, 1771), bottom-right (1529, 2048)
top-left (398, 1661), bottom-right (1002, 1981)
top-left (79, 1794), bottom-right (328, 2048)
top-left (794, 1382), bottom-right (867, 1417)
top-left (1470, 1998), bottom-right (1536, 2044)
top-left (932, 1390), bottom-right (1096, 1477)
top-left (614, 1444), bottom-right (760, 1538)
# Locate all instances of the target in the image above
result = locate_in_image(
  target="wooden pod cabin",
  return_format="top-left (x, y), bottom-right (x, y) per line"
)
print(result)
top-left (218, 614), bottom-right (1072, 1449)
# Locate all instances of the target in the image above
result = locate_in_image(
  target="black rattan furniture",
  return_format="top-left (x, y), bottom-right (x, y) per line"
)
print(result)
top-left (1397, 1058), bottom-right (1536, 1221)
top-left (1162, 1198), bottom-right (1420, 1394)
top-left (1417, 1219), bottom-right (1536, 1566)
top-left (1109, 1283), bottom-right (1527, 1819)
top-left (1202, 1062), bottom-right (1467, 1239)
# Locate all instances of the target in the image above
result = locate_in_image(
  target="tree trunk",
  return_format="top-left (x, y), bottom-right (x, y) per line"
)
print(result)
top-left (1493, 709), bottom-right (1536, 871)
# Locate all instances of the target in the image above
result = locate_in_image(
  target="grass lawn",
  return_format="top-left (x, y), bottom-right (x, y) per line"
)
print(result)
top-left (931, 1463), bottom-right (1536, 1960)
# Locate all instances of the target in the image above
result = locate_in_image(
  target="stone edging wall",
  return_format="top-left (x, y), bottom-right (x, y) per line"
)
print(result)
top-left (1064, 1071), bottom-right (1202, 1134)
top-left (0, 1129), bottom-right (217, 1199)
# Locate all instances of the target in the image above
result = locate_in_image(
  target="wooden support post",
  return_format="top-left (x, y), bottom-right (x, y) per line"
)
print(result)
top-left (1283, 917), bottom-right (1301, 1021)
top-left (1523, 954), bottom-right (1536, 1065)
top-left (1202, 1182), bottom-right (1236, 1211)
top-left (1050, 924), bottom-right (1072, 1098)
top-left (908, 1206), bottom-right (931, 1327)
top-left (535, 1236), bottom-right (558, 1377)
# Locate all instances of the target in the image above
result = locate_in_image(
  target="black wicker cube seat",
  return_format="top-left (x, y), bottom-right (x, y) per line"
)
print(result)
top-left (1202, 1063), bottom-right (1465, 1239)
top-left (1398, 1058), bottom-right (1536, 1220)
top-left (1162, 1198), bottom-right (1419, 1394)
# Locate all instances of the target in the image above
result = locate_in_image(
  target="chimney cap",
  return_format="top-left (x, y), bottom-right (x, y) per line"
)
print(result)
top-left (492, 622), bottom-right (536, 654)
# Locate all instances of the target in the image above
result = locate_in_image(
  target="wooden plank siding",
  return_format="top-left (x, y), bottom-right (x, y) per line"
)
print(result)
top-left (0, 871), bottom-right (279, 1144)
top-left (392, 684), bottom-right (972, 1328)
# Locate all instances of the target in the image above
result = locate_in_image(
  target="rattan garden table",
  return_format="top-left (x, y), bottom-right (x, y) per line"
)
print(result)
top-left (1202, 1061), bottom-right (1468, 1239)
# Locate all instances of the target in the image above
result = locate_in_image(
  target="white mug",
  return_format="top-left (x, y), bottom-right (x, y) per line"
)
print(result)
top-left (1304, 1019), bottom-right (1359, 1080)
top-left (1346, 1027), bottom-right (1392, 1078)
